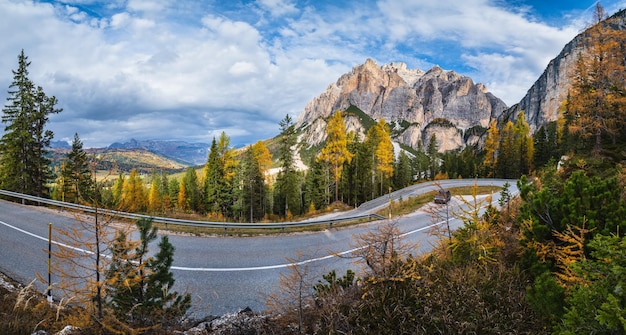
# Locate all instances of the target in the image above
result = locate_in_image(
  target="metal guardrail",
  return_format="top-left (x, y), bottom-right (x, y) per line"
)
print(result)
top-left (0, 189), bottom-right (386, 231)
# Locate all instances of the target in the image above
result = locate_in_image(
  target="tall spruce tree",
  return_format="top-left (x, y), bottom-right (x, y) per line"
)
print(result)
top-left (515, 111), bottom-right (534, 176)
top-left (274, 114), bottom-right (302, 216)
top-left (204, 134), bottom-right (236, 217)
top-left (340, 132), bottom-right (362, 206)
top-left (236, 147), bottom-right (266, 221)
top-left (427, 134), bottom-right (439, 179)
top-left (304, 155), bottom-right (328, 211)
top-left (393, 150), bottom-right (413, 189)
top-left (350, 136), bottom-right (374, 205)
top-left (205, 138), bottom-right (223, 214)
top-left (59, 133), bottom-right (93, 203)
top-left (0, 50), bottom-right (61, 197)
top-left (496, 121), bottom-right (518, 178)
top-left (181, 167), bottom-right (201, 212)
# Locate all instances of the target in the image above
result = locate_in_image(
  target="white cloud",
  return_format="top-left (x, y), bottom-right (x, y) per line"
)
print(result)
top-left (257, 0), bottom-right (299, 17)
top-left (376, 0), bottom-right (583, 104)
top-left (110, 12), bottom-right (130, 28)
top-left (127, 0), bottom-right (170, 14)
top-left (0, 0), bottom-right (608, 147)
top-left (229, 61), bottom-right (259, 76)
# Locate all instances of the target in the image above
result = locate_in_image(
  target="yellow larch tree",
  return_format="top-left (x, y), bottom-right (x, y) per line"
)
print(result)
top-left (217, 131), bottom-right (238, 181)
top-left (568, 3), bottom-right (626, 155)
top-left (515, 111), bottom-right (534, 176)
top-left (483, 119), bottom-right (499, 177)
top-left (120, 169), bottom-right (146, 212)
top-left (148, 181), bottom-right (161, 213)
top-left (318, 110), bottom-right (354, 202)
top-left (373, 119), bottom-right (394, 195)
top-left (177, 179), bottom-right (187, 211)
top-left (251, 140), bottom-right (272, 182)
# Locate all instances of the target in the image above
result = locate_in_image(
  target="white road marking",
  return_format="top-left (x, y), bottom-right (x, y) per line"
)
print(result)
top-left (0, 218), bottom-right (447, 272)
top-left (0, 219), bottom-right (94, 255)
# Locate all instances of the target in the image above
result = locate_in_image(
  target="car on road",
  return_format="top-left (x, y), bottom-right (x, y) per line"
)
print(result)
top-left (434, 189), bottom-right (451, 204)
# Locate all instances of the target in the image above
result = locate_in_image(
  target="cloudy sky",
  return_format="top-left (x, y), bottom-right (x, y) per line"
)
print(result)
top-left (0, 0), bottom-right (624, 148)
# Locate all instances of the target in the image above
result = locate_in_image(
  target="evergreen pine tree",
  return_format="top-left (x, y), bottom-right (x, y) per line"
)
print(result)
top-left (205, 138), bottom-right (223, 214)
top-left (106, 218), bottom-right (191, 328)
top-left (0, 50), bottom-right (62, 197)
top-left (304, 155), bottom-right (328, 211)
top-left (274, 114), bottom-right (302, 216)
top-left (238, 147), bottom-right (266, 221)
top-left (515, 111), bottom-right (534, 175)
top-left (496, 121), bottom-right (518, 178)
top-left (182, 167), bottom-right (201, 212)
top-left (145, 235), bottom-right (191, 326)
top-left (204, 134), bottom-right (235, 217)
top-left (427, 134), bottom-right (439, 179)
top-left (59, 133), bottom-right (94, 203)
top-left (351, 137), bottom-right (374, 204)
top-left (161, 171), bottom-right (172, 212)
top-left (393, 150), bottom-right (413, 189)
top-left (533, 125), bottom-right (549, 169)
top-left (168, 177), bottom-right (179, 210)
top-left (111, 173), bottom-right (125, 206)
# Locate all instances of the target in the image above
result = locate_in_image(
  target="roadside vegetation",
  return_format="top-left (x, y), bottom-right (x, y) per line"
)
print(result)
top-left (1, 4), bottom-right (626, 334)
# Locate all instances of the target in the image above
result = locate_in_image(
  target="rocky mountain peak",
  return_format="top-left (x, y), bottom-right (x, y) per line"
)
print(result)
top-left (295, 59), bottom-right (507, 152)
top-left (425, 65), bottom-right (444, 75)
top-left (381, 61), bottom-right (425, 85)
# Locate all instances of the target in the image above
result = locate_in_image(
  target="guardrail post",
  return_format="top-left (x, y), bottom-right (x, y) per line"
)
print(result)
top-left (47, 222), bottom-right (52, 303)
top-left (224, 227), bottom-right (227, 236)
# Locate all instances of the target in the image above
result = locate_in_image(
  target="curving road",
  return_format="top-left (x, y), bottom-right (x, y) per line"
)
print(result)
top-left (0, 179), bottom-right (516, 317)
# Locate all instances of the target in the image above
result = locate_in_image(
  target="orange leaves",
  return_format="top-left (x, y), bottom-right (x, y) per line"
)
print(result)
top-left (523, 218), bottom-right (591, 288)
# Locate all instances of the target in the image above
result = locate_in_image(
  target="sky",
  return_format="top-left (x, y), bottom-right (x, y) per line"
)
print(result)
top-left (0, 0), bottom-right (625, 148)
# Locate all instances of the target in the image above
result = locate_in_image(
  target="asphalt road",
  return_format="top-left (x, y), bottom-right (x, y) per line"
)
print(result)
top-left (0, 179), bottom-right (516, 317)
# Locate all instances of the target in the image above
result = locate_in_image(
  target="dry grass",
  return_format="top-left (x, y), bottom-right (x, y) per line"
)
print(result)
top-left (0, 276), bottom-right (69, 335)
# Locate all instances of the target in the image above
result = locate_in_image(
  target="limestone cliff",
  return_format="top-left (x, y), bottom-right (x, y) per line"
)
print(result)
top-left (503, 9), bottom-right (626, 131)
top-left (295, 59), bottom-right (507, 153)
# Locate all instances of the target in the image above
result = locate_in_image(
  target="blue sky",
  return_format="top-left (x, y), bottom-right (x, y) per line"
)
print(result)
top-left (0, 0), bottom-right (624, 148)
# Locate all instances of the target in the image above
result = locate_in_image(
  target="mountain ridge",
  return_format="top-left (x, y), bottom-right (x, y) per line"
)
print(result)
top-left (107, 139), bottom-right (209, 166)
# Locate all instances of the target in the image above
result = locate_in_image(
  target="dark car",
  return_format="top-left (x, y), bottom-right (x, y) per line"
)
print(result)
top-left (434, 189), bottom-right (451, 204)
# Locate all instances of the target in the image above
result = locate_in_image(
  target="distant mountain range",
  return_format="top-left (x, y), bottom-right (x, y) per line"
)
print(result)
top-left (107, 139), bottom-right (209, 165)
top-left (50, 139), bottom-right (209, 167)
